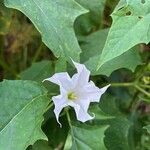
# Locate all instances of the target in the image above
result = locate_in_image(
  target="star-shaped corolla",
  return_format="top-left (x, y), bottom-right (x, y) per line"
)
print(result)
top-left (43, 61), bottom-right (110, 126)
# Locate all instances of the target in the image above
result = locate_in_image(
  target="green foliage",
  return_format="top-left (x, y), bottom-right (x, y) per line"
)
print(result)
top-left (66, 125), bottom-right (108, 150)
top-left (4, 0), bottom-right (87, 61)
top-left (144, 125), bottom-right (150, 134)
top-left (99, 95), bottom-right (132, 150)
top-left (0, 80), bottom-right (49, 150)
top-left (20, 60), bottom-right (54, 82)
top-left (97, 0), bottom-right (150, 69)
top-left (0, 0), bottom-right (150, 149)
top-left (89, 104), bottom-right (113, 120)
top-left (32, 141), bottom-right (52, 150)
top-left (80, 29), bottom-right (142, 76)
top-left (75, 0), bottom-right (106, 35)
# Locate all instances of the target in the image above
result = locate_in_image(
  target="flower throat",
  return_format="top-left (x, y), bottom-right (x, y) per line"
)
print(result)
top-left (67, 91), bottom-right (77, 100)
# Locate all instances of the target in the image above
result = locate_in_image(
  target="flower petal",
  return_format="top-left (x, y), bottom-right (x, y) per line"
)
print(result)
top-left (68, 100), bottom-right (94, 122)
top-left (88, 83), bottom-right (110, 102)
top-left (43, 72), bottom-right (71, 91)
top-left (52, 95), bottom-right (68, 127)
top-left (79, 81), bottom-right (110, 102)
top-left (72, 60), bottom-right (90, 87)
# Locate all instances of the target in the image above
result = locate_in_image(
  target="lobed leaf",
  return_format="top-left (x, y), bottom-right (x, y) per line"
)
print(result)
top-left (20, 60), bottom-right (54, 82)
top-left (99, 95), bottom-right (133, 150)
top-left (0, 80), bottom-right (49, 150)
top-left (97, 0), bottom-right (150, 69)
top-left (80, 29), bottom-right (142, 76)
top-left (4, 0), bottom-right (87, 61)
top-left (65, 124), bottom-right (108, 150)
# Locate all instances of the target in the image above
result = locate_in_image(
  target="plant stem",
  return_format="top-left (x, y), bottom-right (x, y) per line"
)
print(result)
top-left (140, 84), bottom-right (150, 89)
top-left (65, 108), bottom-right (72, 129)
top-left (23, 46), bottom-right (28, 69)
top-left (45, 102), bottom-right (54, 112)
top-left (65, 108), bottom-right (77, 147)
top-left (32, 43), bottom-right (43, 63)
top-left (134, 85), bottom-right (150, 98)
top-left (111, 82), bottom-right (150, 98)
top-left (111, 82), bottom-right (134, 87)
top-left (49, 93), bottom-right (57, 96)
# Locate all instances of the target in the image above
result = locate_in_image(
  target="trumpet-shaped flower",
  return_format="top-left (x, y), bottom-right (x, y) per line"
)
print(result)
top-left (43, 61), bottom-right (110, 126)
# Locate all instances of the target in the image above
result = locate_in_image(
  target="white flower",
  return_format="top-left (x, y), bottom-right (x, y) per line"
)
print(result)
top-left (43, 60), bottom-right (110, 126)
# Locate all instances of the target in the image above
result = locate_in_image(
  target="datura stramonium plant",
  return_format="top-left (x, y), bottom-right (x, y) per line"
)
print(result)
top-left (43, 60), bottom-right (110, 126)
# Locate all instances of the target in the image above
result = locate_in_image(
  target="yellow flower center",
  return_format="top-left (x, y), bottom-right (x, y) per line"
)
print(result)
top-left (67, 91), bottom-right (77, 100)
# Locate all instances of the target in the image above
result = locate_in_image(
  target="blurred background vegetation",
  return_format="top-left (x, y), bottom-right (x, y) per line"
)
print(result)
top-left (0, 0), bottom-right (55, 80)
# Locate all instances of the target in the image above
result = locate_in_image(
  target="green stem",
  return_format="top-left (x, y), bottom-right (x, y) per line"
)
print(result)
top-left (32, 43), bottom-right (43, 63)
top-left (111, 82), bottom-right (150, 98)
top-left (129, 91), bottom-right (140, 111)
top-left (111, 82), bottom-right (150, 89)
top-left (139, 96), bottom-right (150, 103)
top-left (49, 93), bottom-right (57, 96)
top-left (140, 84), bottom-right (150, 89)
top-left (111, 82), bottom-right (134, 87)
top-left (134, 85), bottom-right (150, 98)
top-left (45, 102), bottom-right (54, 112)
top-left (65, 108), bottom-right (72, 129)
top-left (65, 108), bottom-right (77, 148)
top-left (23, 46), bottom-right (28, 69)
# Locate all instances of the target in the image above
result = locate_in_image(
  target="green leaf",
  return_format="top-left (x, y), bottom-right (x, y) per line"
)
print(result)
top-left (20, 60), bottom-right (55, 82)
top-left (89, 104), bottom-right (114, 120)
top-left (144, 125), bottom-right (150, 134)
top-left (64, 134), bottom-right (72, 150)
top-left (0, 80), bottom-right (49, 150)
top-left (32, 140), bottom-right (53, 150)
top-left (67, 124), bottom-right (108, 150)
top-left (99, 95), bottom-right (132, 150)
top-left (97, 0), bottom-right (150, 69)
top-left (55, 57), bottom-right (67, 73)
top-left (76, 0), bottom-right (105, 15)
top-left (43, 115), bottom-right (69, 149)
top-left (104, 117), bottom-right (132, 150)
top-left (20, 60), bottom-right (60, 95)
top-left (81, 29), bottom-right (108, 62)
top-left (4, 0), bottom-right (87, 61)
top-left (75, 0), bottom-right (106, 35)
top-left (80, 29), bottom-right (142, 76)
